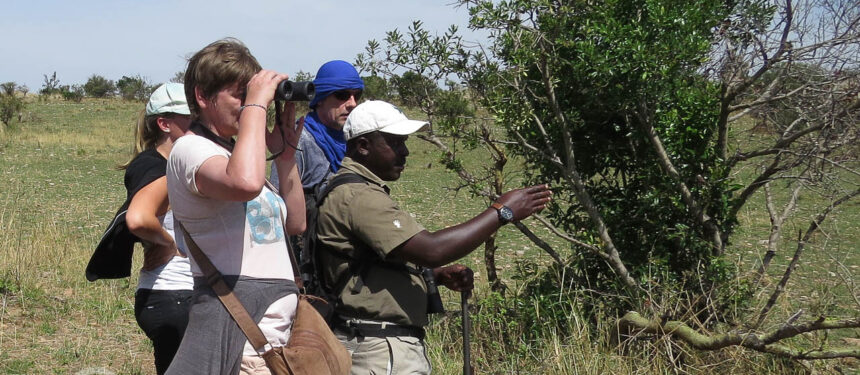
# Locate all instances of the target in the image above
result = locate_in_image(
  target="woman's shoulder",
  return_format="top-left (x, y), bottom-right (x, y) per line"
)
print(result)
top-left (173, 134), bottom-right (214, 150)
top-left (170, 134), bottom-right (228, 161)
top-left (127, 148), bottom-right (165, 169)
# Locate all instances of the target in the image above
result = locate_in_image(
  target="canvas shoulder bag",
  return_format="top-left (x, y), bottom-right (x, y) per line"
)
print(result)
top-left (177, 219), bottom-right (351, 375)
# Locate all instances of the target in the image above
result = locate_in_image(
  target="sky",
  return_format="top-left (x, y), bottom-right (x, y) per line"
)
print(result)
top-left (0, 0), bottom-right (486, 92)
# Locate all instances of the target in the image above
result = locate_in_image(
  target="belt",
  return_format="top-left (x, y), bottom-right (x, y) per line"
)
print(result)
top-left (335, 320), bottom-right (425, 340)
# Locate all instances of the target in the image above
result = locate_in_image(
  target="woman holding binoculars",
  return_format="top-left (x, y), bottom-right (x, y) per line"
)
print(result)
top-left (164, 38), bottom-right (305, 375)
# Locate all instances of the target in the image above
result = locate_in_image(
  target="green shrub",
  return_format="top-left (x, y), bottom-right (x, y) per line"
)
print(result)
top-left (362, 75), bottom-right (392, 101)
top-left (0, 82), bottom-right (26, 127)
top-left (60, 85), bottom-right (84, 102)
top-left (83, 74), bottom-right (116, 98)
top-left (116, 75), bottom-right (154, 101)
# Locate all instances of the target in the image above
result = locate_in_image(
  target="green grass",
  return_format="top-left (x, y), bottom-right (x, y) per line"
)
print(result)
top-left (0, 99), bottom-right (857, 374)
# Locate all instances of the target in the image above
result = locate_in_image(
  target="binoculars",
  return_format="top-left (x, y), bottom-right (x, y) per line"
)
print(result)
top-left (276, 80), bottom-right (315, 102)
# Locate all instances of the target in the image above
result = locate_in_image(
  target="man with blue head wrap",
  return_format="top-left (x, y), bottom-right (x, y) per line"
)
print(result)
top-left (269, 60), bottom-right (364, 294)
top-left (271, 60), bottom-right (364, 191)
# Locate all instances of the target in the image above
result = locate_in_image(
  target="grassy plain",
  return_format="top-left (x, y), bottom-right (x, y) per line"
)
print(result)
top-left (0, 99), bottom-right (857, 374)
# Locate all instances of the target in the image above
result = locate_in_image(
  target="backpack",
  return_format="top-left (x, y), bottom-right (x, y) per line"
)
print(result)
top-left (298, 172), bottom-right (368, 321)
top-left (299, 172), bottom-right (426, 323)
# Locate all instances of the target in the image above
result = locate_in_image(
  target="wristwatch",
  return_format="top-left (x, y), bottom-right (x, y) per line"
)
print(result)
top-left (491, 202), bottom-right (514, 224)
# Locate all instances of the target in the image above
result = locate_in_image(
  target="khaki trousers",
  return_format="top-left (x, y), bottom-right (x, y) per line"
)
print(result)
top-left (335, 330), bottom-right (432, 375)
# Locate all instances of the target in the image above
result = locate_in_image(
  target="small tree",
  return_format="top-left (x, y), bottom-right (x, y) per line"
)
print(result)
top-left (170, 71), bottom-right (185, 84)
top-left (116, 75), bottom-right (153, 101)
top-left (39, 72), bottom-right (61, 97)
top-left (363, 0), bottom-right (859, 367)
top-left (292, 70), bottom-right (314, 83)
top-left (361, 75), bottom-right (392, 101)
top-left (83, 74), bottom-right (116, 98)
top-left (0, 82), bottom-right (26, 128)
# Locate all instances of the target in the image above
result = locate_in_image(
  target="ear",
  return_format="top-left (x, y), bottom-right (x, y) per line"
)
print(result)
top-left (195, 86), bottom-right (210, 110)
top-left (349, 135), bottom-right (373, 159)
top-left (156, 117), bottom-right (171, 133)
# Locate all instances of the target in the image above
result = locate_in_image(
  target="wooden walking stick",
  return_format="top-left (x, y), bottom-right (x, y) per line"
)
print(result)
top-left (462, 289), bottom-right (473, 375)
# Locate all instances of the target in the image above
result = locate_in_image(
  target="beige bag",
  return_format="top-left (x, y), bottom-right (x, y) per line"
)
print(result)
top-left (178, 221), bottom-right (351, 375)
top-left (261, 295), bottom-right (351, 374)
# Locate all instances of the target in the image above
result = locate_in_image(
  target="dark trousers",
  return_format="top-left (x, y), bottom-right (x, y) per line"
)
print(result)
top-left (134, 288), bottom-right (193, 375)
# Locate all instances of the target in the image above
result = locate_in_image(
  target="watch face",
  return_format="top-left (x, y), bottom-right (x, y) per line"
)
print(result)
top-left (499, 206), bottom-right (514, 222)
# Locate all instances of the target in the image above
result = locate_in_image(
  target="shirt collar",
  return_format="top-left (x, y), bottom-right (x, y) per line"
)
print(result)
top-left (338, 157), bottom-right (390, 194)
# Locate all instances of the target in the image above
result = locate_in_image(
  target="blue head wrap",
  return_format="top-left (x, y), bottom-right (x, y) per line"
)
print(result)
top-left (309, 60), bottom-right (365, 109)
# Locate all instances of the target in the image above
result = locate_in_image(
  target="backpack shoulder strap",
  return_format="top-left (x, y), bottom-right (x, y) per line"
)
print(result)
top-left (301, 172), bottom-right (369, 294)
top-left (316, 172), bottom-right (369, 207)
top-left (310, 172), bottom-right (421, 295)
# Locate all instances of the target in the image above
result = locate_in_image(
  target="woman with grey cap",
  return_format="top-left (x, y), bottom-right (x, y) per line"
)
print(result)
top-left (88, 82), bottom-right (194, 374)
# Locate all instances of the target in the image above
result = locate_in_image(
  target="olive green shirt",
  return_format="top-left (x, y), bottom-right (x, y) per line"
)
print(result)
top-left (316, 157), bottom-right (428, 326)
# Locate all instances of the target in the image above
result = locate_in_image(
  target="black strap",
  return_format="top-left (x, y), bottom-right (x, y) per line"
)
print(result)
top-left (190, 121), bottom-right (235, 151)
top-left (315, 172), bottom-right (370, 207)
top-left (304, 172), bottom-right (370, 296)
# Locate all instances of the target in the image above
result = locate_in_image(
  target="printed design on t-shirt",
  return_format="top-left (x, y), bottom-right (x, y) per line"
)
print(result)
top-left (246, 191), bottom-right (285, 244)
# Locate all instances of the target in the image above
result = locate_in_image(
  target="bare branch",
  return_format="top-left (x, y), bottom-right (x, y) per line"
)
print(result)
top-left (511, 221), bottom-right (563, 266)
top-left (529, 214), bottom-right (602, 254)
top-left (755, 182), bottom-right (802, 280)
top-left (727, 123), bottom-right (822, 167)
top-left (728, 81), bottom-right (810, 115)
top-left (619, 311), bottom-right (860, 360)
top-left (755, 188), bottom-right (860, 327)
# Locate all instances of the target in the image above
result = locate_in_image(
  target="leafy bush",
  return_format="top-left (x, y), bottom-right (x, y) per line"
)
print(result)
top-left (0, 82), bottom-right (26, 127)
top-left (393, 71), bottom-right (438, 107)
top-left (292, 70), bottom-right (314, 83)
top-left (170, 71), bottom-right (185, 83)
top-left (116, 75), bottom-right (153, 101)
top-left (59, 85), bottom-right (84, 102)
top-left (83, 74), bottom-right (116, 98)
top-left (361, 75), bottom-right (392, 101)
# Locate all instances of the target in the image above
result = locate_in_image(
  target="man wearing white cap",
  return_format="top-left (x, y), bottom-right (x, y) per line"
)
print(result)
top-left (313, 100), bottom-right (552, 374)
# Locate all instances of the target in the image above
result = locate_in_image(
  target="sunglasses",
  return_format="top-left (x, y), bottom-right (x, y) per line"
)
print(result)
top-left (332, 89), bottom-right (362, 101)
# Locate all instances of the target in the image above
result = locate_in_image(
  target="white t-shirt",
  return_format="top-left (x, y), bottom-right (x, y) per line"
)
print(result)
top-left (166, 135), bottom-right (295, 280)
top-left (167, 134), bottom-right (297, 354)
top-left (137, 210), bottom-right (194, 291)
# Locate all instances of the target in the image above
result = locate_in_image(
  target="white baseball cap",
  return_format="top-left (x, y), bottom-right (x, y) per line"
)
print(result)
top-left (145, 83), bottom-right (190, 116)
top-left (343, 100), bottom-right (428, 141)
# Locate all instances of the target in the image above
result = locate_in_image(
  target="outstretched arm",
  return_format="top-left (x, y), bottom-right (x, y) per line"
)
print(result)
top-left (390, 184), bottom-right (552, 268)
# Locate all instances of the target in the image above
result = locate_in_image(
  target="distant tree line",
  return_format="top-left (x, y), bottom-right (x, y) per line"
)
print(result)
top-left (36, 72), bottom-right (159, 102)
top-left (1, 72), bottom-right (166, 130)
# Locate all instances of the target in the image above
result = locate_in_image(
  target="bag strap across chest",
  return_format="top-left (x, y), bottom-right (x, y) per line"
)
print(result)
top-left (177, 218), bottom-right (300, 353)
